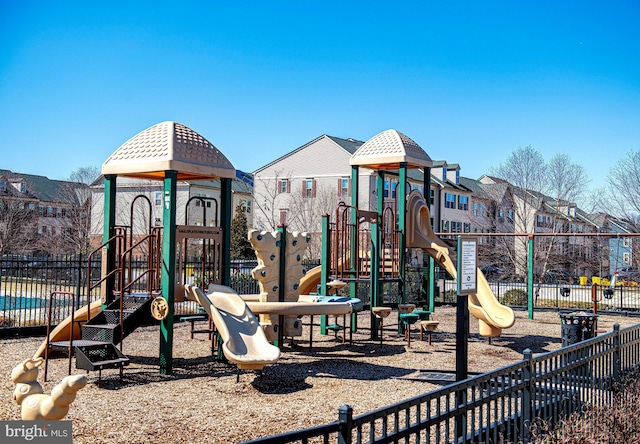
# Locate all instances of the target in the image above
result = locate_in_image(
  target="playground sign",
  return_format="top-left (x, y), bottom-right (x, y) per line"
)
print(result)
top-left (457, 238), bottom-right (477, 296)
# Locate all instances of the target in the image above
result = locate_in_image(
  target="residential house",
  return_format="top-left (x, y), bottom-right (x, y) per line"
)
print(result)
top-left (252, 134), bottom-right (472, 259)
top-left (0, 169), bottom-right (89, 254)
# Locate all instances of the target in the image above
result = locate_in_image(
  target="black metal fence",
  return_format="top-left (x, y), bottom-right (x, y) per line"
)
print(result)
top-left (0, 255), bottom-right (320, 329)
top-left (242, 323), bottom-right (640, 444)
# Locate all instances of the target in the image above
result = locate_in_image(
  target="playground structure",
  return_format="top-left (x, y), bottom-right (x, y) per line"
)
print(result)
top-left (320, 129), bottom-right (515, 338)
top-left (32, 122), bottom-right (361, 381)
top-left (30, 123), bottom-right (514, 386)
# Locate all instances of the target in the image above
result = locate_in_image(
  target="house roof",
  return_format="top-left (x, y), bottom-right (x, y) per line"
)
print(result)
top-left (102, 121), bottom-right (236, 181)
top-left (0, 169), bottom-right (85, 204)
top-left (350, 129), bottom-right (433, 170)
top-left (326, 135), bottom-right (365, 155)
top-left (252, 134), bottom-right (365, 174)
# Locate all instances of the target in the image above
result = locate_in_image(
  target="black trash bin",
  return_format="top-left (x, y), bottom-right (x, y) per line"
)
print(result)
top-left (559, 311), bottom-right (598, 347)
top-left (559, 311), bottom-right (599, 382)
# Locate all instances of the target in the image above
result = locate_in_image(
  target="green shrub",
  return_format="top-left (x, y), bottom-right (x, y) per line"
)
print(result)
top-left (502, 288), bottom-right (528, 306)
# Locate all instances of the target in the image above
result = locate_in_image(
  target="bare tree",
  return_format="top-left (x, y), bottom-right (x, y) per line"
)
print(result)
top-left (607, 150), bottom-right (640, 228)
top-left (287, 183), bottom-right (343, 258)
top-left (0, 198), bottom-right (38, 255)
top-left (488, 146), bottom-right (591, 282)
top-left (489, 146), bottom-right (548, 279)
top-left (252, 169), bottom-right (293, 231)
top-left (547, 154), bottom-right (590, 207)
top-left (68, 166), bottom-right (100, 186)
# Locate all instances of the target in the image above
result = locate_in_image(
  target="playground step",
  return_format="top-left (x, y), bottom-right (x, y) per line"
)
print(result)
top-left (75, 342), bottom-right (129, 372)
top-left (82, 324), bottom-right (119, 343)
top-left (103, 308), bottom-right (137, 324)
top-left (49, 339), bottom-right (111, 350)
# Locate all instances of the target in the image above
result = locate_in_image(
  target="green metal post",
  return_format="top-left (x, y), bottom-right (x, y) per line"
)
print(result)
top-left (102, 175), bottom-right (117, 306)
top-left (160, 171), bottom-right (177, 375)
top-left (220, 178), bottom-right (232, 287)
top-left (429, 257), bottom-right (436, 311)
top-left (320, 214), bottom-right (330, 335)
top-left (423, 167), bottom-right (432, 311)
top-left (349, 165), bottom-right (359, 331)
top-left (276, 225), bottom-right (287, 347)
top-left (370, 218), bottom-right (380, 340)
top-left (398, 163), bottom-right (407, 306)
top-left (527, 235), bottom-right (534, 320)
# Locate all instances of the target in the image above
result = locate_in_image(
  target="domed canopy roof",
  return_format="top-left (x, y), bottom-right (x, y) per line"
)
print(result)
top-left (349, 129), bottom-right (433, 170)
top-left (102, 121), bottom-right (236, 181)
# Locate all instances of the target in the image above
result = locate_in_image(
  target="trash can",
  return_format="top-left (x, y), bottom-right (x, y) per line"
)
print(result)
top-left (559, 311), bottom-right (598, 347)
top-left (559, 311), bottom-right (598, 380)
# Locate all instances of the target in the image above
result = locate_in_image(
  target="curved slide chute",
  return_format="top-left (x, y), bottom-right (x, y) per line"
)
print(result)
top-left (298, 265), bottom-right (322, 296)
top-left (184, 284), bottom-right (281, 370)
top-left (406, 190), bottom-right (515, 337)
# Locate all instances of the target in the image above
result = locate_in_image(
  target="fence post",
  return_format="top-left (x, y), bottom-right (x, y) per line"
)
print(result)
top-left (338, 404), bottom-right (353, 444)
top-left (75, 253), bottom-right (83, 309)
top-left (613, 323), bottom-right (620, 381)
top-left (522, 348), bottom-right (533, 444)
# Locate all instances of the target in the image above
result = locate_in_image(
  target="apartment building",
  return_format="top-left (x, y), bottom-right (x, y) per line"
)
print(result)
top-left (0, 169), bottom-right (89, 254)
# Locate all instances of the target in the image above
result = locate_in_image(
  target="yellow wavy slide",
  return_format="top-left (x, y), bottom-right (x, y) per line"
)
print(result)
top-left (406, 190), bottom-right (515, 337)
top-left (184, 284), bottom-right (281, 370)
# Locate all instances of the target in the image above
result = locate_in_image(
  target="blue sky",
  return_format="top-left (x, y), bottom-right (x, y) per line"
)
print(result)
top-left (1, 1), bottom-right (638, 189)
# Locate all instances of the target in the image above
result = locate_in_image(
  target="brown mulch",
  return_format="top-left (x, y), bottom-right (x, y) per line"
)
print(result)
top-left (1, 307), bottom-right (637, 443)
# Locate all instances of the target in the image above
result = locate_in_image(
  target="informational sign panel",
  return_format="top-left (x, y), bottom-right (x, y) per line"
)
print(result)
top-left (457, 238), bottom-right (477, 295)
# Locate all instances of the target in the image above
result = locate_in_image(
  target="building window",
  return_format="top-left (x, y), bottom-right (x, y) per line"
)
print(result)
top-left (279, 209), bottom-right (288, 225)
top-left (508, 210), bottom-right (514, 221)
top-left (458, 195), bottom-right (468, 211)
top-left (430, 189), bottom-right (435, 205)
top-left (383, 180), bottom-right (389, 198)
top-left (480, 204), bottom-right (485, 217)
top-left (623, 252), bottom-right (631, 263)
top-left (463, 223), bottom-right (471, 233)
top-left (445, 193), bottom-right (456, 209)
top-left (280, 179), bottom-right (290, 194)
top-left (451, 221), bottom-right (462, 233)
top-left (241, 199), bottom-right (251, 213)
top-left (473, 203), bottom-right (478, 216)
top-left (303, 179), bottom-right (316, 198)
top-left (340, 178), bottom-right (350, 197)
top-left (154, 217), bottom-right (161, 226)
top-left (441, 220), bottom-right (449, 232)
top-left (623, 238), bottom-right (631, 247)
top-left (391, 181), bottom-right (398, 199)
top-left (155, 192), bottom-right (162, 206)
top-left (0, 179), bottom-right (4, 191)
top-left (455, 170), bottom-right (460, 184)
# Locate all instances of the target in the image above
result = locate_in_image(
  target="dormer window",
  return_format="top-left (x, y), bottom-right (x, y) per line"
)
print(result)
top-left (0, 179), bottom-right (5, 191)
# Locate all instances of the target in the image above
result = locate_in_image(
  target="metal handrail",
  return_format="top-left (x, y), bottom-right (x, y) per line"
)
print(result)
top-left (43, 290), bottom-right (75, 382)
top-left (117, 231), bottom-right (162, 348)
